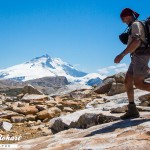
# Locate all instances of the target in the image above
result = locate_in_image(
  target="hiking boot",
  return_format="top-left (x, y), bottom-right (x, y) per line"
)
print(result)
top-left (120, 104), bottom-right (140, 120)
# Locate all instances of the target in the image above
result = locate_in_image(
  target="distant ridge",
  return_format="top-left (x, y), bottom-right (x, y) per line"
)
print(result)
top-left (0, 54), bottom-right (102, 86)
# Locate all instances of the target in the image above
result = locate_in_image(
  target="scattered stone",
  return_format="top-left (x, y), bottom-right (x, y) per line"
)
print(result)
top-left (36, 105), bottom-right (47, 111)
top-left (19, 106), bottom-right (39, 115)
top-left (60, 101), bottom-right (83, 109)
top-left (56, 103), bottom-right (63, 110)
top-left (63, 107), bottom-right (74, 112)
top-left (37, 110), bottom-right (55, 120)
top-left (139, 101), bottom-right (150, 107)
top-left (11, 116), bottom-right (25, 123)
top-left (50, 107), bottom-right (61, 114)
top-left (54, 96), bottom-right (63, 103)
top-left (139, 93), bottom-right (150, 104)
top-left (0, 121), bottom-right (13, 131)
top-left (137, 106), bottom-right (150, 112)
top-left (0, 111), bottom-right (22, 119)
top-left (41, 128), bottom-right (52, 136)
top-left (21, 94), bottom-right (49, 103)
top-left (25, 114), bottom-right (37, 121)
top-left (110, 105), bottom-right (128, 113)
top-left (70, 90), bottom-right (92, 99)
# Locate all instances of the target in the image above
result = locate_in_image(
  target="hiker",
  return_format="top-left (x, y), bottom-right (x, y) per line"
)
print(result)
top-left (114, 8), bottom-right (150, 119)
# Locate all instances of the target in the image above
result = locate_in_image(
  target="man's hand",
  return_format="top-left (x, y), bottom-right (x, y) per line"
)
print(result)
top-left (114, 53), bottom-right (125, 64)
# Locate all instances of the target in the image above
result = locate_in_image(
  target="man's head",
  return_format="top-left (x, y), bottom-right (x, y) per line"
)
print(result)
top-left (120, 8), bottom-right (139, 25)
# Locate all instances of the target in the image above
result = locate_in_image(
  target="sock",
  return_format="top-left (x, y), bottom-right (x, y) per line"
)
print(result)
top-left (129, 102), bottom-right (135, 104)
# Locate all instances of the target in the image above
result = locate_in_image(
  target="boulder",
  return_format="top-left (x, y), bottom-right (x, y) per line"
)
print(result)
top-left (108, 83), bottom-right (126, 96)
top-left (70, 113), bottom-right (99, 129)
top-left (94, 78), bottom-right (115, 94)
top-left (50, 118), bottom-right (69, 134)
top-left (114, 72), bottom-right (126, 83)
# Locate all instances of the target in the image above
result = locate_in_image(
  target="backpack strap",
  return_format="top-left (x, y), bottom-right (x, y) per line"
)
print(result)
top-left (136, 21), bottom-right (148, 48)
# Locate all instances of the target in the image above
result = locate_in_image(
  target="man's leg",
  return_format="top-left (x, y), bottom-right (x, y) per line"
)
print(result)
top-left (124, 72), bottom-right (134, 102)
top-left (134, 76), bottom-right (150, 91)
top-left (120, 72), bottom-right (139, 119)
top-left (133, 54), bottom-right (150, 91)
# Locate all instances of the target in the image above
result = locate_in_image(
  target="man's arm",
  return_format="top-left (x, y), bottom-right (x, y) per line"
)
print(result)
top-left (114, 39), bottom-right (141, 64)
top-left (120, 39), bottom-right (141, 56)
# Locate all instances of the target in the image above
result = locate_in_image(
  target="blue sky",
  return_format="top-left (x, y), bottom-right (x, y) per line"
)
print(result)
top-left (0, 0), bottom-right (150, 76)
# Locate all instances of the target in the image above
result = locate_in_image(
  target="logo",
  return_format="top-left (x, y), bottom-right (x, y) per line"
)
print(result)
top-left (0, 134), bottom-right (22, 141)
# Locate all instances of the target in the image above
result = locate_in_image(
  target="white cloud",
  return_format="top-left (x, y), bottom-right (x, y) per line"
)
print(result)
top-left (117, 63), bottom-right (127, 68)
top-left (97, 63), bottom-right (128, 78)
top-left (98, 68), bottom-right (109, 75)
top-left (107, 66), bottom-right (116, 69)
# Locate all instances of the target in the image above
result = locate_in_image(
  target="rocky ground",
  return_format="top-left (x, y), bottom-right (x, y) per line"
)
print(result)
top-left (0, 84), bottom-right (97, 145)
top-left (1, 72), bottom-right (150, 150)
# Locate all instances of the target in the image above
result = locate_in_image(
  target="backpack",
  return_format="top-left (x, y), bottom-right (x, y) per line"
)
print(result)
top-left (140, 17), bottom-right (150, 48)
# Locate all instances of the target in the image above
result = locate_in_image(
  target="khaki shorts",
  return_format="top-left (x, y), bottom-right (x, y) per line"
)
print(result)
top-left (127, 54), bottom-right (150, 77)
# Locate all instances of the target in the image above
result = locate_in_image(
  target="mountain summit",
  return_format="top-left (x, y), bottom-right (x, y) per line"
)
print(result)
top-left (0, 54), bottom-right (102, 85)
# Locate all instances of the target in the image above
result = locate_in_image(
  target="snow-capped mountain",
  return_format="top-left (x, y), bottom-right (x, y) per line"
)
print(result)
top-left (0, 54), bottom-right (102, 86)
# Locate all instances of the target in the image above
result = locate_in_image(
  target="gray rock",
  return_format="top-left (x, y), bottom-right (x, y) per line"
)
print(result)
top-left (21, 94), bottom-right (49, 103)
top-left (36, 105), bottom-right (47, 111)
top-left (70, 113), bottom-right (99, 129)
top-left (63, 107), bottom-right (74, 112)
top-left (50, 118), bottom-right (69, 133)
top-left (0, 111), bottom-right (22, 119)
top-left (137, 106), bottom-right (150, 111)
top-left (114, 72), bottom-right (126, 83)
top-left (139, 93), bottom-right (150, 103)
top-left (25, 115), bottom-right (37, 121)
top-left (16, 116), bottom-right (150, 150)
top-left (70, 90), bottom-right (92, 99)
top-left (0, 121), bottom-right (13, 131)
top-left (108, 83), bottom-right (126, 96)
top-left (139, 101), bottom-right (150, 107)
top-left (110, 105), bottom-right (128, 113)
top-left (11, 116), bottom-right (26, 123)
top-left (94, 78), bottom-right (115, 94)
